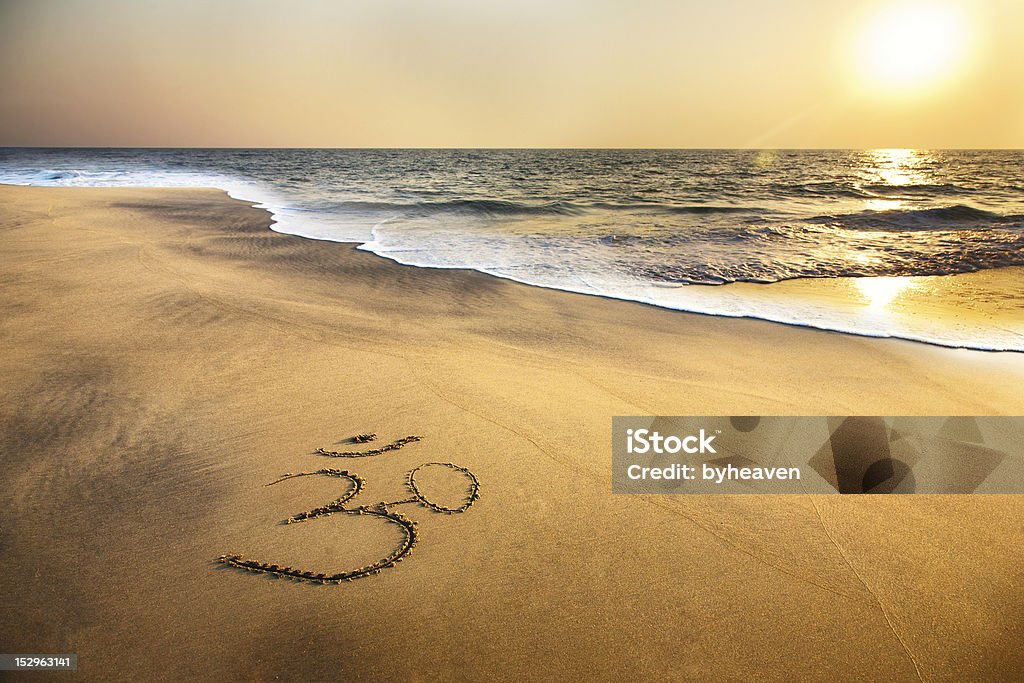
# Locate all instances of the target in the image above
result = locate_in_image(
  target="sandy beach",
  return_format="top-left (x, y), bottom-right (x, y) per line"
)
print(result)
top-left (1, 184), bottom-right (1022, 680)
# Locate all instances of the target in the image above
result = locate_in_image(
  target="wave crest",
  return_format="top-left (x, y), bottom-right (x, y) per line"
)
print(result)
top-left (809, 204), bottom-right (1022, 231)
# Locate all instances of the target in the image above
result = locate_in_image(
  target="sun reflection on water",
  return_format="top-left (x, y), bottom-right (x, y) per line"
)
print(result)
top-left (865, 148), bottom-right (931, 187)
top-left (854, 276), bottom-right (918, 309)
top-left (863, 198), bottom-right (905, 211)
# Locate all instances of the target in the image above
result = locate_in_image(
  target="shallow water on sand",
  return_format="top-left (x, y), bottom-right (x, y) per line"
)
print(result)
top-left (2, 148), bottom-right (1022, 350)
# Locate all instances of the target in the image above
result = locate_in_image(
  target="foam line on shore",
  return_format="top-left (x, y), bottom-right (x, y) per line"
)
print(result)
top-left (1, 172), bottom-right (1021, 353)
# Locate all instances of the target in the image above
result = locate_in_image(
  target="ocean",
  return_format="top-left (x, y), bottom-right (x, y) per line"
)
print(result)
top-left (2, 148), bottom-right (1022, 350)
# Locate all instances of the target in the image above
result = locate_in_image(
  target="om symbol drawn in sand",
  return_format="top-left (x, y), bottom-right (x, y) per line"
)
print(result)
top-left (218, 433), bottom-right (480, 584)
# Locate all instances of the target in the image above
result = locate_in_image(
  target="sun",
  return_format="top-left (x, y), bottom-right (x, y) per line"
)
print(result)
top-left (852, 2), bottom-right (971, 94)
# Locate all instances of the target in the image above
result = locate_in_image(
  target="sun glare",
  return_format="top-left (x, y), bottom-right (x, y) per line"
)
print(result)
top-left (853, 2), bottom-right (970, 94)
top-left (854, 276), bottom-right (917, 310)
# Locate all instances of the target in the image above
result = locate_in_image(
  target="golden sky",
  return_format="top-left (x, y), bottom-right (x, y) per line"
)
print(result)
top-left (1, 0), bottom-right (1022, 148)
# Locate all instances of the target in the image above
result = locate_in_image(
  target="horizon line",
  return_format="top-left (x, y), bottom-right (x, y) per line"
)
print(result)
top-left (2, 145), bottom-right (1023, 152)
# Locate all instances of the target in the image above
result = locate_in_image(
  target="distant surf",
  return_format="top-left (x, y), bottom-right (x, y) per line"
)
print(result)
top-left (2, 148), bottom-right (1022, 351)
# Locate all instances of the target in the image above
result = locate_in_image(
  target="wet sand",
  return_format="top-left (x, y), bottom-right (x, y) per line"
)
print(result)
top-left (1, 184), bottom-right (1022, 681)
top-left (720, 268), bottom-right (1024, 351)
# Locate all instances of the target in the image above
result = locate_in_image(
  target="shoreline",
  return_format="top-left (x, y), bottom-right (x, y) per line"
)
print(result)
top-left (2, 184), bottom-right (1022, 680)
top-left (346, 237), bottom-right (1024, 353)
top-left (238, 184), bottom-right (1024, 354)
top-left (3, 175), bottom-right (1022, 352)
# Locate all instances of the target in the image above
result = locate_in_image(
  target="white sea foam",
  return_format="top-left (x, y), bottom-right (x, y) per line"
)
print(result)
top-left (2, 149), bottom-right (1022, 352)
top-left (353, 223), bottom-right (1023, 352)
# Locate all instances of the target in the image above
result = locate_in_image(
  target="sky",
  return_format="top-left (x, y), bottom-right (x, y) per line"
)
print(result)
top-left (1, 0), bottom-right (1022, 148)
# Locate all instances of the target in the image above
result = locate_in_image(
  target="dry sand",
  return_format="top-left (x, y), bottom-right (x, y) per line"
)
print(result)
top-left (1, 185), bottom-right (1021, 681)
